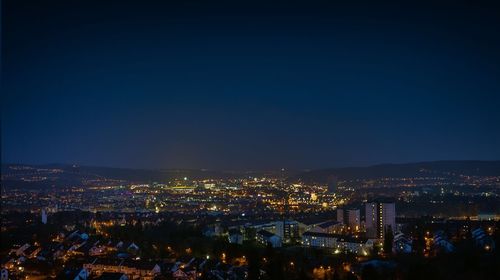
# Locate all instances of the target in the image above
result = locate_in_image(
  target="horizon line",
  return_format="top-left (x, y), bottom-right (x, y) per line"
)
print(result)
top-left (2, 159), bottom-right (500, 172)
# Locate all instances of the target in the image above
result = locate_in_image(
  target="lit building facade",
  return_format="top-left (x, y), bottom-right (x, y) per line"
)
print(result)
top-left (347, 209), bottom-right (360, 231)
top-left (275, 220), bottom-right (299, 243)
top-left (301, 232), bottom-right (374, 255)
top-left (336, 208), bottom-right (361, 231)
top-left (365, 200), bottom-right (395, 239)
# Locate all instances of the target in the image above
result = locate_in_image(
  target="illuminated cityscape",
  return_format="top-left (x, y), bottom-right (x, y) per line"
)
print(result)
top-left (1, 163), bottom-right (499, 279)
top-left (2, 0), bottom-right (500, 279)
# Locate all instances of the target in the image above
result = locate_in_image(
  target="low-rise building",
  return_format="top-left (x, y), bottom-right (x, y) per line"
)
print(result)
top-left (228, 229), bottom-right (244, 244)
top-left (309, 221), bottom-right (343, 234)
top-left (301, 231), bottom-right (374, 255)
top-left (256, 230), bottom-right (282, 248)
top-left (84, 258), bottom-right (160, 279)
top-left (393, 232), bottom-right (412, 254)
top-left (472, 228), bottom-right (495, 251)
top-left (433, 231), bottom-right (455, 253)
top-left (95, 272), bottom-right (128, 280)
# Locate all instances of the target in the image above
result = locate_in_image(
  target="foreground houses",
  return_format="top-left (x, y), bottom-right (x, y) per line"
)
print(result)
top-left (84, 258), bottom-right (160, 280)
top-left (57, 268), bottom-right (90, 280)
top-left (393, 232), bottom-right (412, 254)
top-left (433, 231), bottom-right (455, 253)
top-left (95, 272), bottom-right (129, 280)
top-left (471, 227), bottom-right (495, 251)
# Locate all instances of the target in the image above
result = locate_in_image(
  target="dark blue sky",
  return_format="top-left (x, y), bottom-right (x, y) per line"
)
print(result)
top-left (2, 0), bottom-right (500, 170)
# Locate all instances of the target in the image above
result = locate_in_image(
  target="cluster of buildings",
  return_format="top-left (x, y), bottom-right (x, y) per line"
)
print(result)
top-left (299, 200), bottom-right (396, 255)
top-left (0, 226), bottom-right (253, 280)
top-left (203, 200), bottom-right (397, 255)
top-left (1, 199), bottom-right (498, 279)
top-left (204, 220), bottom-right (301, 248)
top-left (1, 229), bottom-right (156, 279)
top-left (2, 165), bottom-right (499, 279)
top-left (2, 170), bottom-right (347, 216)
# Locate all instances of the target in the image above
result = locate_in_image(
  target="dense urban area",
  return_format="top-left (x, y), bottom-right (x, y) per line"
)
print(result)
top-left (1, 162), bottom-right (499, 280)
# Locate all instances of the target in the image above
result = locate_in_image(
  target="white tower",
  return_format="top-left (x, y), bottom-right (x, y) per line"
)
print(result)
top-left (41, 209), bottom-right (48, 224)
top-left (1, 268), bottom-right (8, 280)
top-left (365, 200), bottom-right (395, 239)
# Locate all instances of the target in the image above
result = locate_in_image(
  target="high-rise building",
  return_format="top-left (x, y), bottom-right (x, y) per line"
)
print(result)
top-left (336, 208), bottom-right (344, 223)
top-left (41, 209), bottom-right (48, 224)
top-left (275, 220), bottom-right (299, 243)
top-left (1, 269), bottom-right (8, 280)
top-left (347, 209), bottom-right (360, 230)
top-left (337, 208), bottom-right (360, 231)
top-left (327, 176), bottom-right (338, 193)
top-left (365, 200), bottom-right (395, 239)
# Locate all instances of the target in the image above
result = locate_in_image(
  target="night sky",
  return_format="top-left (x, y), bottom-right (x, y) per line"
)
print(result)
top-left (2, 0), bottom-right (500, 170)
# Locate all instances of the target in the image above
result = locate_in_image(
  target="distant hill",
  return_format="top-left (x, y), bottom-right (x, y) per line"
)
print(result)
top-left (2, 161), bottom-right (500, 189)
top-left (296, 160), bottom-right (500, 184)
top-left (0, 163), bottom-right (282, 189)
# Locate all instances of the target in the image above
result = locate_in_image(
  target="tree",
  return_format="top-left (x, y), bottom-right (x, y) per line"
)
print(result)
top-left (267, 252), bottom-right (285, 280)
top-left (383, 225), bottom-right (394, 255)
top-left (245, 227), bottom-right (257, 241)
top-left (247, 247), bottom-right (261, 280)
top-left (361, 265), bottom-right (379, 280)
top-left (412, 224), bottom-right (425, 256)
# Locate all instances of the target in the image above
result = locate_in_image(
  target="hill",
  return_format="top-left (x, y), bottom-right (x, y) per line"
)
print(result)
top-left (2, 160), bottom-right (499, 188)
top-left (296, 160), bottom-right (500, 184)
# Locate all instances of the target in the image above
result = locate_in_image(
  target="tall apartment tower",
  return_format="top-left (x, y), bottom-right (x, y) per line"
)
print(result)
top-left (336, 208), bottom-right (361, 231)
top-left (336, 208), bottom-right (344, 223)
top-left (1, 269), bottom-right (8, 280)
top-left (365, 200), bottom-right (395, 239)
top-left (347, 209), bottom-right (360, 230)
top-left (276, 220), bottom-right (299, 243)
top-left (327, 176), bottom-right (338, 194)
top-left (41, 209), bottom-right (48, 224)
